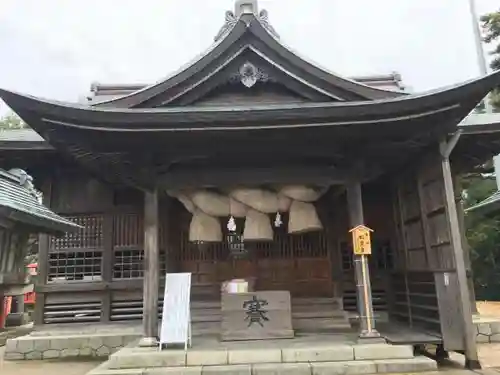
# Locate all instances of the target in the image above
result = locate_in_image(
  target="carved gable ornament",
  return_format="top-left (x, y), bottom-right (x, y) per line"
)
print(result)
top-left (230, 62), bottom-right (270, 88)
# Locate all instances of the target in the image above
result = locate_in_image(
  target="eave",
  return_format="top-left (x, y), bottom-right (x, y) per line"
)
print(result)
top-left (0, 169), bottom-right (82, 235)
top-left (1, 70), bottom-right (499, 190)
top-left (93, 13), bottom-right (405, 108)
top-left (2, 70), bottom-right (500, 132)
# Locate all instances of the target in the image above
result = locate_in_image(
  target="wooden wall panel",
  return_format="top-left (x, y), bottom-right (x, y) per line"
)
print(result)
top-left (51, 172), bottom-right (112, 214)
top-left (391, 149), bottom-right (467, 350)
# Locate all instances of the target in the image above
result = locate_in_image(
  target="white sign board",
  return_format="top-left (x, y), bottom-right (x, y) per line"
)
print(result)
top-left (159, 272), bottom-right (192, 350)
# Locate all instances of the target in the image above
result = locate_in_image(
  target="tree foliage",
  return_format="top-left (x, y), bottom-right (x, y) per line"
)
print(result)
top-left (462, 171), bottom-right (500, 300)
top-left (0, 112), bottom-right (26, 130)
top-left (460, 9), bottom-right (500, 300)
top-left (481, 9), bottom-right (500, 110)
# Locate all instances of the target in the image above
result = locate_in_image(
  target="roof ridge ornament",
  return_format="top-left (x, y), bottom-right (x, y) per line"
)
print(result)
top-left (214, 1), bottom-right (279, 42)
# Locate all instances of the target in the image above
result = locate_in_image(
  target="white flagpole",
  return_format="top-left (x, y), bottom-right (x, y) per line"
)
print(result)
top-left (468, 0), bottom-right (500, 188)
top-left (467, 0), bottom-right (493, 113)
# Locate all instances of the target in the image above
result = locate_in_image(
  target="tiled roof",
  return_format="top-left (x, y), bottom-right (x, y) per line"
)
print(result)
top-left (0, 129), bottom-right (45, 142)
top-left (0, 168), bottom-right (81, 235)
top-left (466, 190), bottom-right (500, 216)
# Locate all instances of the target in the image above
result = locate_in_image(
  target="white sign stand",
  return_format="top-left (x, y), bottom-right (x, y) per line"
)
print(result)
top-left (159, 272), bottom-right (192, 351)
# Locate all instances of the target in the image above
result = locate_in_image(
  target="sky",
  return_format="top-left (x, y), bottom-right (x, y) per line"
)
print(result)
top-left (0, 0), bottom-right (499, 116)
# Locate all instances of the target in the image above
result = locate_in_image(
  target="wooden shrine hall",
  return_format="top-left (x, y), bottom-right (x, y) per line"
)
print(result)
top-left (2, 0), bottom-right (500, 367)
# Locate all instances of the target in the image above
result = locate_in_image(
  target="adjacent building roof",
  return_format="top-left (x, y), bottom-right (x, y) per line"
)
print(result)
top-left (0, 128), bottom-right (51, 150)
top-left (466, 190), bottom-right (500, 217)
top-left (0, 168), bottom-right (81, 235)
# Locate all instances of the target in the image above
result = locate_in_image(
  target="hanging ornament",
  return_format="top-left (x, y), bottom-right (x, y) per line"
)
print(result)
top-left (274, 212), bottom-right (283, 228)
top-left (227, 215), bottom-right (237, 232)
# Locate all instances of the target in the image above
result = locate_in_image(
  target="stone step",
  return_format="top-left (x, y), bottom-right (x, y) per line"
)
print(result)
top-left (107, 343), bottom-right (416, 370)
top-left (190, 310), bottom-right (348, 322)
top-left (91, 356), bottom-right (436, 375)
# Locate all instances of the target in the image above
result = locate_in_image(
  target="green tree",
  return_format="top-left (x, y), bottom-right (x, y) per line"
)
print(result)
top-left (481, 9), bottom-right (500, 110)
top-left (0, 112), bottom-right (26, 130)
top-left (462, 170), bottom-right (500, 300)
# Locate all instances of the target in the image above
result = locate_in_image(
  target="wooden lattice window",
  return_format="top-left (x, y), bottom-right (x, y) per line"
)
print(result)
top-left (48, 215), bottom-right (104, 282)
top-left (340, 239), bottom-right (394, 271)
top-left (48, 250), bottom-right (102, 281)
top-left (113, 249), bottom-right (143, 279)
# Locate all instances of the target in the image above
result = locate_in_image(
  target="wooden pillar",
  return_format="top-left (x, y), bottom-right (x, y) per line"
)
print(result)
top-left (440, 141), bottom-right (480, 369)
top-left (346, 181), bottom-right (381, 340)
top-left (101, 212), bottom-right (113, 322)
top-left (34, 177), bottom-right (52, 326)
top-left (457, 195), bottom-right (478, 315)
top-left (139, 189), bottom-right (160, 346)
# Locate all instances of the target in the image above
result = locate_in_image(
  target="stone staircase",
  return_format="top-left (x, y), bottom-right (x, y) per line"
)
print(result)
top-left (87, 338), bottom-right (437, 375)
top-left (191, 296), bottom-right (351, 336)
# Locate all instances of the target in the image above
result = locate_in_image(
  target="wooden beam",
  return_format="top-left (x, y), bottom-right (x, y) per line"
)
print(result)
top-left (140, 189), bottom-right (160, 346)
top-left (33, 177), bottom-right (52, 326)
top-left (158, 166), bottom-right (382, 190)
top-left (101, 201), bottom-right (114, 322)
top-left (439, 140), bottom-right (480, 369)
top-left (394, 182), bottom-right (413, 327)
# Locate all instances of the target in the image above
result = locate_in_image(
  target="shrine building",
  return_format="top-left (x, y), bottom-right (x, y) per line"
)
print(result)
top-left (2, 0), bottom-right (500, 370)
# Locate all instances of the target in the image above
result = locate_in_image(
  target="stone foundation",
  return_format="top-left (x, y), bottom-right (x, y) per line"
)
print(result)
top-left (4, 314), bottom-right (498, 362)
top-left (473, 315), bottom-right (500, 343)
top-left (4, 331), bottom-right (140, 360)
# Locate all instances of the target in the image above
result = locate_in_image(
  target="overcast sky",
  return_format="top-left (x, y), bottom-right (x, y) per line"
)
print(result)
top-left (0, 0), bottom-right (499, 115)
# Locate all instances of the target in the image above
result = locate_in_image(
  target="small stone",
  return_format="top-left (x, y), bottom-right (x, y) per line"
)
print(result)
top-left (374, 357), bottom-right (437, 373)
top-left (42, 349), bottom-right (61, 359)
top-left (5, 338), bottom-right (18, 352)
top-left (311, 360), bottom-right (376, 375)
top-left (282, 345), bottom-right (353, 363)
top-left (490, 321), bottom-right (500, 334)
top-left (354, 344), bottom-right (413, 360)
top-left (228, 349), bottom-right (281, 364)
top-left (103, 335), bottom-right (124, 349)
top-left (477, 334), bottom-right (490, 343)
top-left (187, 350), bottom-right (228, 366)
top-left (61, 348), bottom-right (80, 358)
top-left (202, 364), bottom-right (251, 375)
top-left (89, 336), bottom-right (105, 350)
top-left (490, 333), bottom-right (500, 343)
top-left (4, 352), bottom-right (25, 361)
top-left (80, 347), bottom-right (93, 356)
top-left (50, 338), bottom-right (69, 350)
top-left (253, 362), bottom-right (311, 375)
top-left (16, 339), bottom-right (34, 354)
top-left (25, 351), bottom-right (43, 360)
top-left (97, 346), bottom-right (112, 357)
top-left (477, 323), bottom-right (492, 336)
top-left (33, 339), bottom-right (51, 352)
top-left (67, 337), bottom-right (86, 350)
top-left (109, 351), bottom-right (186, 369)
top-left (146, 367), bottom-right (202, 375)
